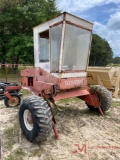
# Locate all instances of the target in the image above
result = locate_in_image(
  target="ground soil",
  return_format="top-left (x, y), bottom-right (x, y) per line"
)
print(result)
top-left (0, 97), bottom-right (120, 160)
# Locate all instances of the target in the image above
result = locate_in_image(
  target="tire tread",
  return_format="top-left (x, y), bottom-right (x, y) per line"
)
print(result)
top-left (19, 95), bottom-right (53, 142)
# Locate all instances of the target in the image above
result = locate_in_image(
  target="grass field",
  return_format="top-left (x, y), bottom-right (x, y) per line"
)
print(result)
top-left (0, 95), bottom-right (120, 160)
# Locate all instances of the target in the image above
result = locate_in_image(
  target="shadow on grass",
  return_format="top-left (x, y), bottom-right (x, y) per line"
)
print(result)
top-left (53, 104), bottom-right (101, 118)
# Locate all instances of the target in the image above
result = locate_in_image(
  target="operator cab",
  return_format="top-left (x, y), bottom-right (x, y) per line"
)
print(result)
top-left (33, 12), bottom-right (93, 78)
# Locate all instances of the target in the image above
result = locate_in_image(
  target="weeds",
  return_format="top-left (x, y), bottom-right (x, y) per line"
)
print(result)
top-left (56, 97), bottom-right (81, 105)
top-left (20, 89), bottom-right (31, 97)
top-left (112, 102), bottom-right (120, 107)
top-left (4, 148), bottom-right (25, 160)
top-left (3, 123), bottom-right (20, 150)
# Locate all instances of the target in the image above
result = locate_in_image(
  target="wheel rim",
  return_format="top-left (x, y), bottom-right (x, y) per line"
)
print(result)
top-left (23, 110), bottom-right (33, 131)
top-left (8, 96), bottom-right (19, 107)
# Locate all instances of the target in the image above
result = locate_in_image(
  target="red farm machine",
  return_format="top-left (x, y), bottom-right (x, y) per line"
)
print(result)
top-left (0, 81), bottom-right (21, 107)
top-left (19, 12), bottom-right (112, 142)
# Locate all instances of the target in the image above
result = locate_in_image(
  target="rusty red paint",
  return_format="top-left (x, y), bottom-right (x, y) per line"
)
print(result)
top-left (80, 92), bottom-right (104, 116)
top-left (4, 86), bottom-right (21, 91)
top-left (21, 67), bottom-right (100, 103)
top-left (53, 89), bottom-right (89, 101)
top-left (4, 91), bottom-right (13, 101)
top-left (98, 107), bottom-right (104, 116)
top-left (50, 21), bottom-right (63, 28)
top-left (34, 81), bottom-right (54, 94)
top-left (66, 20), bottom-right (92, 31)
top-left (53, 126), bottom-right (59, 140)
top-left (21, 67), bottom-right (101, 114)
top-left (58, 77), bottom-right (86, 90)
top-left (80, 90), bottom-right (100, 108)
top-left (48, 102), bottom-right (56, 124)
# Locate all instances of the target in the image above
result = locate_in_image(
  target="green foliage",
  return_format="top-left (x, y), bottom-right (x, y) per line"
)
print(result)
top-left (1, 2), bottom-right (114, 67)
top-left (113, 56), bottom-right (120, 64)
top-left (0, 0), bottom-right (60, 64)
top-left (0, 0), bottom-right (22, 11)
top-left (89, 34), bottom-right (113, 66)
top-left (112, 102), bottom-right (120, 107)
top-left (4, 123), bottom-right (20, 150)
top-left (5, 148), bottom-right (25, 160)
top-left (7, 35), bottom-right (33, 64)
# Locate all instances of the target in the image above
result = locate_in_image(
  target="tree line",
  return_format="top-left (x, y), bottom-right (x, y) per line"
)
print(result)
top-left (0, 0), bottom-right (59, 66)
top-left (0, 0), bottom-right (119, 67)
top-left (112, 56), bottom-right (120, 64)
top-left (89, 34), bottom-right (120, 66)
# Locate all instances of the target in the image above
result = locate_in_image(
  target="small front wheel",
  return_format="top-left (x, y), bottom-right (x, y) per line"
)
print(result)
top-left (4, 93), bottom-right (21, 108)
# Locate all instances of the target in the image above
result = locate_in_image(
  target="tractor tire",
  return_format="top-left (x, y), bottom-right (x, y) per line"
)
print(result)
top-left (19, 96), bottom-right (53, 143)
top-left (4, 93), bottom-right (21, 108)
top-left (86, 85), bottom-right (112, 112)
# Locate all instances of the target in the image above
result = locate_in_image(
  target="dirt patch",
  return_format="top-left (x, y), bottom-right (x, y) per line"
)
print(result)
top-left (0, 98), bottom-right (120, 160)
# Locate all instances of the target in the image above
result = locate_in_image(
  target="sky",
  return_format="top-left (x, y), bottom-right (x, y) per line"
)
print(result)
top-left (56, 0), bottom-right (120, 57)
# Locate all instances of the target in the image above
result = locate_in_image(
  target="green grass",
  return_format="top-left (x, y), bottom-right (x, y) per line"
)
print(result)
top-left (4, 148), bottom-right (25, 160)
top-left (3, 122), bottom-right (26, 160)
top-left (56, 97), bottom-right (100, 116)
top-left (0, 66), bottom-right (33, 78)
top-left (0, 72), bottom-right (20, 78)
top-left (14, 148), bottom-right (25, 157)
top-left (21, 89), bottom-right (31, 97)
top-left (112, 101), bottom-right (120, 107)
top-left (30, 148), bottom-right (40, 157)
top-left (4, 123), bottom-right (20, 150)
top-left (56, 97), bottom-right (82, 105)
top-left (29, 147), bottom-right (45, 157)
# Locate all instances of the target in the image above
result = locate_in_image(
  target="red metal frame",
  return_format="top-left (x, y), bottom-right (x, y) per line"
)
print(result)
top-left (53, 89), bottom-right (89, 101)
top-left (4, 86), bottom-right (21, 102)
top-left (48, 101), bottom-right (59, 140)
top-left (21, 67), bottom-right (102, 103)
top-left (21, 65), bottom-right (103, 139)
top-left (4, 91), bottom-right (13, 101)
top-left (80, 88), bottom-right (104, 116)
top-left (21, 67), bottom-right (102, 111)
top-left (4, 86), bottom-right (21, 91)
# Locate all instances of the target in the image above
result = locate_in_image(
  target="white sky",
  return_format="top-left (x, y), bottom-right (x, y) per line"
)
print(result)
top-left (56, 0), bottom-right (120, 57)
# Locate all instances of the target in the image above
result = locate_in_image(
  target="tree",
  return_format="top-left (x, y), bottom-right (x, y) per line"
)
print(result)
top-left (0, 0), bottom-right (60, 67)
top-left (113, 56), bottom-right (120, 64)
top-left (89, 34), bottom-right (113, 66)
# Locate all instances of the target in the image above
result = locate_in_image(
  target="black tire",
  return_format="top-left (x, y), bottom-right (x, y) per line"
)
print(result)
top-left (86, 85), bottom-right (112, 112)
top-left (4, 93), bottom-right (21, 108)
top-left (19, 96), bottom-right (53, 143)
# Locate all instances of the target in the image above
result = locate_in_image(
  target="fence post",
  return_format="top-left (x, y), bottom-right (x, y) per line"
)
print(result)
top-left (5, 65), bottom-right (8, 82)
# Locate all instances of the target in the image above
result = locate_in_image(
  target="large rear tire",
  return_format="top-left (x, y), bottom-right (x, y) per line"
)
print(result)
top-left (86, 85), bottom-right (112, 112)
top-left (19, 96), bottom-right (53, 142)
